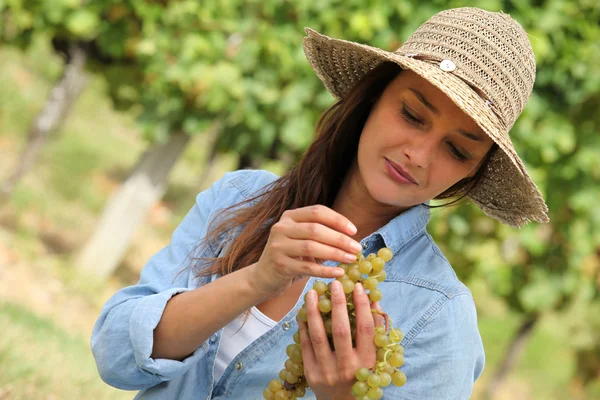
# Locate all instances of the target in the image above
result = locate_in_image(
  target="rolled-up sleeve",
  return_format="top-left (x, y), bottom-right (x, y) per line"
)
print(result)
top-left (389, 294), bottom-right (486, 399)
top-left (90, 172), bottom-right (231, 390)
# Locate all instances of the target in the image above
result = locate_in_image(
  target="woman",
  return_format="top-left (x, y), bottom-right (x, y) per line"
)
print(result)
top-left (91, 7), bottom-right (549, 400)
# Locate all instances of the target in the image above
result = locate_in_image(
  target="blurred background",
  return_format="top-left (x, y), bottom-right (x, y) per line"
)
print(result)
top-left (0, 0), bottom-right (598, 399)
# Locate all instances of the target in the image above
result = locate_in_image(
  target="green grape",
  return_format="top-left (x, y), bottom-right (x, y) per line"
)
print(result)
top-left (369, 288), bottom-right (383, 302)
top-left (371, 257), bottom-right (385, 273)
top-left (269, 379), bottom-right (283, 392)
top-left (389, 328), bottom-right (404, 343)
top-left (274, 389), bottom-right (289, 400)
top-left (374, 270), bottom-right (387, 282)
top-left (378, 248), bottom-right (393, 262)
top-left (348, 268), bottom-right (362, 282)
top-left (389, 352), bottom-right (404, 368)
top-left (367, 373), bottom-right (381, 388)
top-left (287, 360), bottom-right (303, 377)
top-left (342, 279), bottom-right (355, 293)
top-left (367, 387), bottom-right (384, 399)
top-left (318, 298), bottom-right (332, 313)
top-left (379, 372), bottom-right (392, 387)
top-left (285, 358), bottom-right (294, 371)
top-left (358, 260), bottom-right (373, 274)
top-left (294, 385), bottom-right (306, 397)
top-left (363, 277), bottom-right (379, 291)
top-left (297, 307), bottom-right (307, 323)
top-left (286, 344), bottom-right (303, 363)
top-left (313, 280), bottom-right (328, 295)
top-left (352, 381), bottom-right (369, 396)
top-left (355, 367), bottom-right (370, 381)
top-left (382, 362), bottom-right (395, 375)
top-left (392, 370), bottom-right (407, 387)
top-left (324, 317), bottom-right (333, 334)
top-left (285, 371), bottom-right (299, 384)
top-left (374, 333), bottom-right (389, 347)
top-left (267, 247), bottom-right (403, 399)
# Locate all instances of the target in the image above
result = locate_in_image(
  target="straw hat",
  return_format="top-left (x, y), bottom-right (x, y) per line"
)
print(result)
top-left (303, 7), bottom-right (549, 227)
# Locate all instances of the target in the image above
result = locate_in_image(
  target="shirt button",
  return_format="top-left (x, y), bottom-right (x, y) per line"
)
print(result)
top-left (362, 242), bottom-right (369, 250)
top-left (210, 335), bottom-right (217, 343)
top-left (282, 321), bottom-right (292, 331)
top-left (235, 361), bottom-right (243, 371)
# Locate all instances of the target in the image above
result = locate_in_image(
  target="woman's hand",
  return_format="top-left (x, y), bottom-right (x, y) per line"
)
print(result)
top-left (298, 280), bottom-right (384, 400)
top-left (248, 205), bottom-right (362, 298)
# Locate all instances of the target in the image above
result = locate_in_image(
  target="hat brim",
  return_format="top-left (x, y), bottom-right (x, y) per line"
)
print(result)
top-left (303, 27), bottom-right (548, 226)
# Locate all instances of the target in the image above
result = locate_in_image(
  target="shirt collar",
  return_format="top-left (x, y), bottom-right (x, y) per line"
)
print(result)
top-left (362, 203), bottom-right (430, 256)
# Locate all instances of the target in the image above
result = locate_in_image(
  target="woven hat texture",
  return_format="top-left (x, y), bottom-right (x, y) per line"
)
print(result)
top-left (303, 7), bottom-right (549, 227)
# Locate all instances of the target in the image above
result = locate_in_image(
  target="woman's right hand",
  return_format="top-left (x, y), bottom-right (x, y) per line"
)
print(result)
top-left (247, 205), bottom-right (363, 298)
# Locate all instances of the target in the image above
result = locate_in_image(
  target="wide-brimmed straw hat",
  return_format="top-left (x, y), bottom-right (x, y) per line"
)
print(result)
top-left (303, 7), bottom-right (549, 227)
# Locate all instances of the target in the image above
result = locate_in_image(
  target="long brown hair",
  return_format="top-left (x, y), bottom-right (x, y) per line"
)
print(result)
top-left (191, 62), bottom-right (497, 280)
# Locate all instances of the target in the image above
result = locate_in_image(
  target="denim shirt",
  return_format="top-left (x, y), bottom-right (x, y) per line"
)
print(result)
top-left (91, 169), bottom-right (485, 400)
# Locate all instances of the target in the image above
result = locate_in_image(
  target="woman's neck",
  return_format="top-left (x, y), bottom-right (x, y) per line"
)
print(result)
top-left (332, 163), bottom-right (405, 243)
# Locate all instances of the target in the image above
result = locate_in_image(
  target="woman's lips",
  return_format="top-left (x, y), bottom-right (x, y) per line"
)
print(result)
top-left (384, 158), bottom-right (418, 185)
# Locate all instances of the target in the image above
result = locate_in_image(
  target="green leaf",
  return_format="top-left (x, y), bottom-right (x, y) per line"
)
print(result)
top-left (65, 9), bottom-right (100, 38)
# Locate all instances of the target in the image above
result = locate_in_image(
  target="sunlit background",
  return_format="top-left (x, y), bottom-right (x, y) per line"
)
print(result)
top-left (0, 1), bottom-right (599, 399)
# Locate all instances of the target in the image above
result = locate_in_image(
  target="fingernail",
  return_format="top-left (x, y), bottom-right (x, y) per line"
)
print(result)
top-left (345, 253), bottom-right (357, 262)
top-left (331, 280), bottom-right (341, 293)
top-left (347, 222), bottom-right (357, 234)
top-left (355, 282), bottom-right (363, 294)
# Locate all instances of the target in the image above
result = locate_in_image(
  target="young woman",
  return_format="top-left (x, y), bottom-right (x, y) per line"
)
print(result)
top-left (91, 7), bottom-right (548, 400)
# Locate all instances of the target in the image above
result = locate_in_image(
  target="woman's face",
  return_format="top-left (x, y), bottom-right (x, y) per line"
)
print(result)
top-left (356, 70), bottom-right (495, 210)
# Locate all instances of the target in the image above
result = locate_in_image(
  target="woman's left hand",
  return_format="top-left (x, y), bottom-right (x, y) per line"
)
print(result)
top-left (298, 280), bottom-right (383, 400)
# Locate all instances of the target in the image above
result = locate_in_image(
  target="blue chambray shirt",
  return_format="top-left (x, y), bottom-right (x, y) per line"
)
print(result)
top-left (91, 169), bottom-right (485, 400)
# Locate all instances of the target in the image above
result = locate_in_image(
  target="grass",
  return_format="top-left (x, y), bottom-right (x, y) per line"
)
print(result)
top-left (0, 302), bottom-right (132, 400)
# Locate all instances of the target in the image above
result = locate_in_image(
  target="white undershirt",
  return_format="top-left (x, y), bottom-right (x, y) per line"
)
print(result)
top-left (213, 306), bottom-right (277, 383)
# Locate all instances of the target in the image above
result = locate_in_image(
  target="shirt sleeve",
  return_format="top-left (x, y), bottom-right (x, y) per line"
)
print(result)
top-left (90, 172), bottom-right (232, 390)
top-left (386, 294), bottom-right (486, 400)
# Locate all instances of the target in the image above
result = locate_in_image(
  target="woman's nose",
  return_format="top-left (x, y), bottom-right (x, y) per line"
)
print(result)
top-left (403, 133), bottom-right (438, 169)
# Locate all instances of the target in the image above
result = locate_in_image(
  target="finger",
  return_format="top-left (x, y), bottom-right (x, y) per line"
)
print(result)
top-left (287, 222), bottom-right (362, 257)
top-left (329, 280), bottom-right (353, 366)
top-left (297, 319), bottom-right (317, 370)
top-left (285, 238), bottom-right (359, 265)
top-left (305, 288), bottom-right (335, 367)
top-left (353, 283), bottom-right (377, 359)
top-left (286, 255), bottom-right (345, 279)
top-left (284, 205), bottom-right (358, 237)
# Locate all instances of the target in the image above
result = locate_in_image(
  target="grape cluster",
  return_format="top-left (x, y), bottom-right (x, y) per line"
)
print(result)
top-left (263, 247), bottom-right (407, 400)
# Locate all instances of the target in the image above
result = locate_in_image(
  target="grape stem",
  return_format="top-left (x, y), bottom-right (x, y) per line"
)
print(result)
top-left (370, 308), bottom-right (392, 332)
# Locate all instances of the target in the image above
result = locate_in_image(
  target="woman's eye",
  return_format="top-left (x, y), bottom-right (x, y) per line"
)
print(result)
top-left (449, 144), bottom-right (469, 162)
top-left (400, 105), bottom-right (423, 126)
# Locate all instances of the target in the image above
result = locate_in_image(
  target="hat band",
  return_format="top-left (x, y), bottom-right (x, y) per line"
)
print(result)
top-left (396, 53), bottom-right (508, 131)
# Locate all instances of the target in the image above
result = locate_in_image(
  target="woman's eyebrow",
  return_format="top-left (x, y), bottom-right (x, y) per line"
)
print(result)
top-left (456, 128), bottom-right (485, 142)
top-left (408, 88), bottom-right (439, 115)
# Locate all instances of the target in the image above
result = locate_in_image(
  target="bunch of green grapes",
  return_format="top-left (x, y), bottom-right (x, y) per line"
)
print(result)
top-left (263, 247), bottom-right (407, 400)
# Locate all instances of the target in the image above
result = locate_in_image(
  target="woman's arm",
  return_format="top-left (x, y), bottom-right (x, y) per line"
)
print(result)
top-left (151, 262), bottom-right (267, 360)
top-left (91, 171), bottom-right (246, 390)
